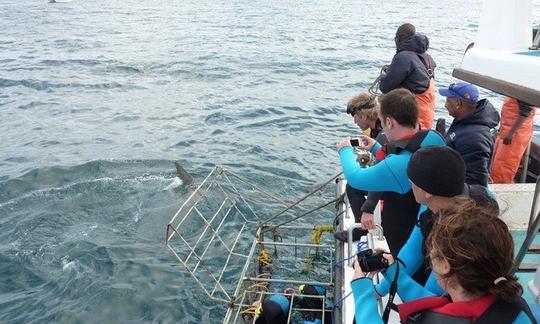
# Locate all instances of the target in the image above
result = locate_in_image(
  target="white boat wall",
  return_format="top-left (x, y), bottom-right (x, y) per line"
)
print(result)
top-left (453, 0), bottom-right (540, 107)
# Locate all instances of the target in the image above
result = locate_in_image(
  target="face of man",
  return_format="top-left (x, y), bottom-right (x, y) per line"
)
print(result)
top-left (445, 98), bottom-right (461, 118)
top-left (353, 112), bottom-right (370, 130)
top-left (411, 182), bottom-right (427, 204)
top-left (378, 111), bottom-right (397, 141)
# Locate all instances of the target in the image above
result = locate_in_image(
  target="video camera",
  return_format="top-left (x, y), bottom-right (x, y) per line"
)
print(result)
top-left (356, 249), bottom-right (389, 272)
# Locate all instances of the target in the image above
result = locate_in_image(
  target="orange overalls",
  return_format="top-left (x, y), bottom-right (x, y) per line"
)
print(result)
top-left (491, 97), bottom-right (536, 183)
top-left (415, 79), bottom-right (436, 130)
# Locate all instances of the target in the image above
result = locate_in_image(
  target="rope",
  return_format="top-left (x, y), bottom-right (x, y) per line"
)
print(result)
top-left (368, 67), bottom-right (386, 97)
top-left (311, 225), bottom-right (335, 245)
top-left (304, 224), bottom-right (335, 273)
top-left (263, 196), bottom-right (341, 234)
top-left (258, 249), bottom-right (272, 266)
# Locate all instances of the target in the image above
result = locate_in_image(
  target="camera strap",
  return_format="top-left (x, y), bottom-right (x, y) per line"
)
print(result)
top-left (382, 258), bottom-right (403, 323)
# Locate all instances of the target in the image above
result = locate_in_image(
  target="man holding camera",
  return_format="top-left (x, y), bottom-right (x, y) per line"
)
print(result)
top-left (334, 93), bottom-right (386, 242)
top-left (373, 146), bottom-right (498, 297)
top-left (336, 88), bottom-right (445, 256)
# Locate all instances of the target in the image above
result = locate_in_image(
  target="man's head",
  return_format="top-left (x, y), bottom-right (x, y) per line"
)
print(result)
top-left (407, 146), bottom-right (466, 204)
top-left (346, 93), bottom-right (379, 130)
top-left (378, 88), bottom-right (418, 141)
top-left (439, 82), bottom-right (479, 118)
top-left (395, 23), bottom-right (416, 48)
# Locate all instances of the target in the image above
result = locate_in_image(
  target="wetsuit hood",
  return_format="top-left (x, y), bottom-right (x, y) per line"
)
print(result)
top-left (397, 33), bottom-right (429, 54)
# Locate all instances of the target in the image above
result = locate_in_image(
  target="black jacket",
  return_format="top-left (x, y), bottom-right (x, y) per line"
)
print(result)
top-left (446, 99), bottom-right (500, 186)
top-left (379, 34), bottom-right (435, 94)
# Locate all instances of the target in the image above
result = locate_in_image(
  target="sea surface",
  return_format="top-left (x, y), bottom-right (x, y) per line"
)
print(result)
top-left (1, 0), bottom-right (540, 323)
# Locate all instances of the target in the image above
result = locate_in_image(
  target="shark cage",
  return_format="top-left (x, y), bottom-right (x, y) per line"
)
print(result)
top-left (165, 166), bottom-right (345, 324)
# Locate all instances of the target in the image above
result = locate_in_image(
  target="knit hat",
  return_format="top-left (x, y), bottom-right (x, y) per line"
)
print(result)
top-left (407, 146), bottom-right (466, 197)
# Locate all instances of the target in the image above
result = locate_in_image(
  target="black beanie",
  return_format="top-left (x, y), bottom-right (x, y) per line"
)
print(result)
top-left (407, 146), bottom-right (466, 197)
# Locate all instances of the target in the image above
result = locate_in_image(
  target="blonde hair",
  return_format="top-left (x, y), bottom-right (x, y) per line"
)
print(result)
top-left (347, 93), bottom-right (379, 120)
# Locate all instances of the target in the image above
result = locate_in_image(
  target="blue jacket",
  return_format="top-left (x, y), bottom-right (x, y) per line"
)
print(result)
top-left (446, 99), bottom-right (500, 186)
top-left (339, 130), bottom-right (446, 194)
top-left (351, 263), bottom-right (533, 323)
top-left (379, 34), bottom-right (435, 94)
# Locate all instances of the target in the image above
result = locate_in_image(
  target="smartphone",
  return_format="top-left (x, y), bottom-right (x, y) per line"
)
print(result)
top-left (350, 138), bottom-right (360, 147)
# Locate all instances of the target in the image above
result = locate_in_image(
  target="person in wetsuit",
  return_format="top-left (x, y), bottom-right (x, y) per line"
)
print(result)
top-left (379, 23), bottom-right (436, 130)
top-left (350, 199), bottom-right (535, 323)
top-left (336, 88), bottom-right (445, 257)
top-left (373, 145), bottom-right (499, 297)
top-left (334, 93), bottom-right (387, 242)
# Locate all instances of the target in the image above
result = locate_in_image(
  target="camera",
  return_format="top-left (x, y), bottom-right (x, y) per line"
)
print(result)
top-left (350, 138), bottom-right (360, 147)
top-left (356, 249), bottom-right (389, 272)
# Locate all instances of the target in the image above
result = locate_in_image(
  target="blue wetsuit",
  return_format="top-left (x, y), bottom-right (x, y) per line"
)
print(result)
top-left (375, 185), bottom-right (499, 296)
top-left (339, 130), bottom-right (446, 255)
top-left (339, 130), bottom-right (445, 194)
top-left (351, 263), bottom-right (534, 323)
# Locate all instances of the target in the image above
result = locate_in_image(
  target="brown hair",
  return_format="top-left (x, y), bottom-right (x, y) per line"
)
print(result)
top-left (426, 198), bottom-right (522, 303)
top-left (347, 93), bottom-right (379, 120)
top-left (379, 88), bottom-right (418, 128)
top-left (395, 23), bottom-right (416, 43)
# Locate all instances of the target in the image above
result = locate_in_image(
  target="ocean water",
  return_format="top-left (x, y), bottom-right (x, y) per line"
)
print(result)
top-left (1, 0), bottom-right (540, 322)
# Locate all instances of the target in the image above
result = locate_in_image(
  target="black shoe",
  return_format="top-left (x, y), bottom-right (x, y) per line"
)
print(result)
top-left (333, 228), bottom-right (368, 242)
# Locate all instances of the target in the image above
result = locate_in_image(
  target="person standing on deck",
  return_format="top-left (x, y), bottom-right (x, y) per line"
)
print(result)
top-left (336, 88), bottom-right (446, 257)
top-left (491, 98), bottom-right (536, 183)
top-left (334, 93), bottom-right (387, 242)
top-left (439, 82), bottom-right (500, 186)
top-left (379, 23), bottom-right (436, 130)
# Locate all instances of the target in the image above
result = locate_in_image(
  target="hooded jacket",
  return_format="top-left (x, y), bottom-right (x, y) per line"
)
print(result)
top-left (379, 34), bottom-right (436, 94)
top-left (446, 99), bottom-right (500, 186)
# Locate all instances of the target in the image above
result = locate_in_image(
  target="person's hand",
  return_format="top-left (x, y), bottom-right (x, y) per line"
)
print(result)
top-left (382, 64), bottom-right (390, 72)
top-left (352, 260), bottom-right (365, 279)
top-left (357, 135), bottom-right (376, 151)
top-left (361, 212), bottom-right (376, 230)
top-left (337, 137), bottom-right (353, 151)
top-left (503, 133), bottom-right (514, 145)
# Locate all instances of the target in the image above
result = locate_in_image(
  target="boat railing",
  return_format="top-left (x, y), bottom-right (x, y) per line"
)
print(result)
top-left (513, 175), bottom-right (540, 272)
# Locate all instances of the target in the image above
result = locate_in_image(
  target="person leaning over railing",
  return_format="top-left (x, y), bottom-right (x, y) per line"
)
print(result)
top-left (351, 199), bottom-right (536, 323)
top-left (334, 93), bottom-right (387, 242)
top-left (336, 88), bottom-right (446, 257)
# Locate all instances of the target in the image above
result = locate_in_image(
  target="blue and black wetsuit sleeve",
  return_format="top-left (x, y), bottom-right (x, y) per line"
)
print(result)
top-left (339, 146), bottom-right (410, 194)
top-left (350, 277), bottom-right (384, 324)
top-left (361, 191), bottom-right (383, 214)
top-left (382, 262), bottom-right (435, 302)
top-left (374, 206), bottom-right (428, 296)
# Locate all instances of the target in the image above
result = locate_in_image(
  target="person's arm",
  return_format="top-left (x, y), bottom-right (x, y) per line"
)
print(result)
top-left (424, 272), bottom-right (445, 295)
top-left (350, 277), bottom-right (384, 324)
top-left (503, 115), bottom-right (526, 145)
top-left (453, 133), bottom-right (491, 186)
top-left (361, 191), bottom-right (382, 214)
top-left (379, 53), bottom-right (411, 93)
top-left (382, 262), bottom-right (435, 302)
top-left (375, 206), bottom-right (428, 296)
top-left (339, 147), bottom-right (409, 193)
